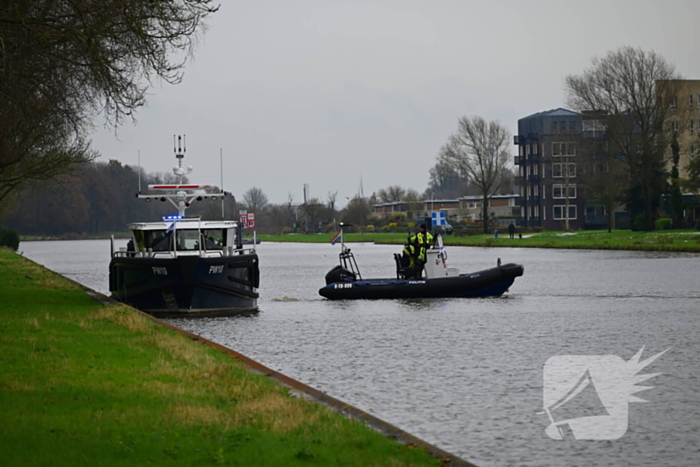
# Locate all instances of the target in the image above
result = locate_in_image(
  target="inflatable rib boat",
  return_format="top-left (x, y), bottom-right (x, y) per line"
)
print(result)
top-left (319, 236), bottom-right (524, 300)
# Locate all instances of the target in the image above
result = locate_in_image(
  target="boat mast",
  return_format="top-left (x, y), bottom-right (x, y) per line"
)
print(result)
top-left (137, 135), bottom-right (222, 217)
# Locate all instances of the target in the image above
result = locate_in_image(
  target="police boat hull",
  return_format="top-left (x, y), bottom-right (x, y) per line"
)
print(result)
top-left (109, 253), bottom-right (259, 317)
top-left (319, 262), bottom-right (524, 300)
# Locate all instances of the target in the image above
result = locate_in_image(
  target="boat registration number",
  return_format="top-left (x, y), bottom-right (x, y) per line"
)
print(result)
top-left (334, 283), bottom-right (353, 289)
top-left (152, 266), bottom-right (168, 275)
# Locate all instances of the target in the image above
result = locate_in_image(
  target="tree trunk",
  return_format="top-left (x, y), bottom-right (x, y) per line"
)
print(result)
top-left (482, 194), bottom-right (489, 234)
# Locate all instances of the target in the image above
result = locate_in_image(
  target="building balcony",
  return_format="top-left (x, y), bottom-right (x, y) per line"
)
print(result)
top-left (514, 156), bottom-right (523, 165)
top-left (515, 197), bottom-right (526, 206)
top-left (529, 196), bottom-right (541, 204)
top-left (528, 174), bottom-right (540, 184)
top-left (514, 133), bottom-right (539, 145)
top-left (527, 153), bottom-right (540, 162)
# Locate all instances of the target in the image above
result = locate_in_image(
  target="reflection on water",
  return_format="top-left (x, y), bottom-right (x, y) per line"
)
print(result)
top-left (21, 239), bottom-right (700, 467)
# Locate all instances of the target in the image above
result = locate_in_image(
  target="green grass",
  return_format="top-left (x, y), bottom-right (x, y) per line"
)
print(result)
top-left (259, 230), bottom-right (700, 252)
top-left (0, 248), bottom-right (442, 466)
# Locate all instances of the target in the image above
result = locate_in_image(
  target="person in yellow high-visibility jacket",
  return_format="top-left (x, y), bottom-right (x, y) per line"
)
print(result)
top-left (409, 224), bottom-right (433, 278)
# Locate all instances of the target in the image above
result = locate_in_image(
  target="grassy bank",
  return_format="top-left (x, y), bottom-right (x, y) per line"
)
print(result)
top-left (259, 230), bottom-right (700, 253)
top-left (0, 248), bottom-right (444, 466)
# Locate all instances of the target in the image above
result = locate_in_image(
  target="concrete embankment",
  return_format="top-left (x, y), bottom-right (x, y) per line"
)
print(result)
top-left (0, 248), bottom-right (476, 467)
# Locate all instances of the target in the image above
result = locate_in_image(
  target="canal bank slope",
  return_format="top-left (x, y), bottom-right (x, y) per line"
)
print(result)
top-left (0, 248), bottom-right (472, 467)
top-left (259, 230), bottom-right (700, 252)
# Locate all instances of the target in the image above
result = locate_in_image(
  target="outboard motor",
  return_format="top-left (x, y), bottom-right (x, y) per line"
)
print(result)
top-left (325, 265), bottom-right (356, 285)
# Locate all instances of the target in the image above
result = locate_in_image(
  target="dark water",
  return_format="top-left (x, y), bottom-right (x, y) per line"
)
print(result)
top-left (21, 240), bottom-right (700, 467)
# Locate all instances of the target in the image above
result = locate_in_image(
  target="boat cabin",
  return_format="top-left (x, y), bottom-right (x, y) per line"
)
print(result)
top-left (114, 217), bottom-right (251, 258)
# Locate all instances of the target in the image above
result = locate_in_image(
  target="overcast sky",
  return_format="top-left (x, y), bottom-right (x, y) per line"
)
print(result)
top-left (90, 0), bottom-right (700, 208)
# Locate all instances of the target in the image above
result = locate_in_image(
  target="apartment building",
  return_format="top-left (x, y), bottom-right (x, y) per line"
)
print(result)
top-left (658, 79), bottom-right (700, 179)
top-left (514, 108), bottom-right (591, 230)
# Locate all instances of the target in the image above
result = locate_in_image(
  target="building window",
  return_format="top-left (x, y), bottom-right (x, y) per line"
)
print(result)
top-left (670, 120), bottom-right (678, 133)
top-left (551, 121), bottom-right (558, 133)
top-left (552, 142), bottom-right (576, 156)
top-left (553, 205), bottom-right (577, 220)
top-left (552, 163), bottom-right (576, 178)
top-left (552, 184), bottom-right (577, 199)
top-left (691, 145), bottom-right (696, 159)
top-left (691, 93), bottom-right (694, 108)
top-left (691, 119), bottom-right (695, 135)
top-left (670, 95), bottom-right (678, 110)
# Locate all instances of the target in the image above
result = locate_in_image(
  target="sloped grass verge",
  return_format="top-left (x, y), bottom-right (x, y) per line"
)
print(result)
top-left (0, 248), bottom-right (443, 466)
top-left (259, 230), bottom-right (700, 252)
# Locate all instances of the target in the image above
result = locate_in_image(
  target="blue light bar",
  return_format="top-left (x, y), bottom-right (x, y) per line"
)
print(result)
top-left (163, 215), bottom-right (183, 220)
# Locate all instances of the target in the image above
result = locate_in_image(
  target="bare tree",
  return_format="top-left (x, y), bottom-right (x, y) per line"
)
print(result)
top-left (326, 190), bottom-right (338, 218)
top-left (425, 160), bottom-right (467, 199)
top-left (377, 185), bottom-right (406, 203)
top-left (403, 188), bottom-right (424, 219)
top-left (268, 204), bottom-right (289, 235)
top-left (242, 187), bottom-right (269, 213)
top-left (0, 1), bottom-right (218, 209)
top-left (342, 195), bottom-right (371, 230)
top-left (565, 46), bottom-right (682, 231)
top-left (302, 198), bottom-right (323, 233)
top-left (438, 116), bottom-right (511, 233)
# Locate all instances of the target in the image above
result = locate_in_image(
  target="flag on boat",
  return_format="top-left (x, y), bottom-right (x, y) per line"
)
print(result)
top-left (166, 222), bottom-right (176, 235)
top-left (330, 230), bottom-right (342, 245)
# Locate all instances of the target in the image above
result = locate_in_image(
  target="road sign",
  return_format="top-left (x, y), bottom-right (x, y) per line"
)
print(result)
top-left (431, 211), bottom-right (446, 226)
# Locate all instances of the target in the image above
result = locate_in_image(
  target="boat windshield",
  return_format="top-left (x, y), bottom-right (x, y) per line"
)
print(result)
top-left (133, 228), bottom-right (227, 252)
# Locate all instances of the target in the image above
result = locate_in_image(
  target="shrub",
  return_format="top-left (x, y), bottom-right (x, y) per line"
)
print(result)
top-left (655, 218), bottom-right (672, 230)
top-left (631, 213), bottom-right (645, 231)
top-left (366, 225), bottom-right (375, 232)
top-left (0, 228), bottom-right (20, 251)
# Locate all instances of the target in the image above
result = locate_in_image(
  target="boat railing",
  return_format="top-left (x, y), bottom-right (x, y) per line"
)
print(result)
top-left (111, 246), bottom-right (256, 259)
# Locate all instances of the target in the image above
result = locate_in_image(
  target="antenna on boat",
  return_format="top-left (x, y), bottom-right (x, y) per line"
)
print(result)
top-left (137, 150), bottom-right (141, 194)
top-left (220, 148), bottom-right (225, 219)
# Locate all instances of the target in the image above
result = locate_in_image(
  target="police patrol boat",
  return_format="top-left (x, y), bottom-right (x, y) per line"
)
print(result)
top-left (319, 228), bottom-right (523, 300)
top-left (109, 137), bottom-right (259, 316)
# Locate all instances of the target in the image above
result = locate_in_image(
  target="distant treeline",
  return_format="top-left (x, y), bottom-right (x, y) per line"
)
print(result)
top-left (4, 160), bottom-right (236, 237)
